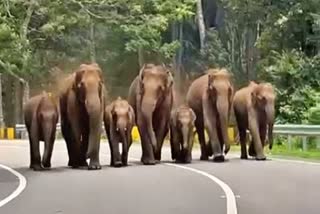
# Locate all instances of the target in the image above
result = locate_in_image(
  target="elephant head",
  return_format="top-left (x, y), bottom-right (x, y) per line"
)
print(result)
top-left (73, 63), bottom-right (104, 158)
top-left (173, 106), bottom-right (196, 151)
top-left (207, 69), bottom-right (234, 154)
top-left (109, 97), bottom-right (135, 152)
top-left (251, 83), bottom-right (276, 149)
top-left (138, 63), bottom-right (174, 151)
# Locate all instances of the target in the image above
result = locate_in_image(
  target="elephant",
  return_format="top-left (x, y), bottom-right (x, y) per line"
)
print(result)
top-left (59, 63), bottom-right (106, 170)
top-left (233, 81), bottom-right (276, 160)
top-left (128, 63), bottom-right (174, 165)
top-left (170, 105), bottom-right (196, 163)
top-left (24, 91), bottom-right (59, 171)
top-left (104, 97), bottom-right (135, 167)
top-left (186, 68), bottom-right (234, 162)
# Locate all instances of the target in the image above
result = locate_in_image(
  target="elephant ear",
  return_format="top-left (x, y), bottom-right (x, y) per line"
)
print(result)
top-left (138, 64), bottom-right (146, 94)
top-left (207, 73), bottom-right (217, 97)
top-left (128, 105), bottom-right (136, 126)
top-left (166, 69), bottom-right (174, 91)
top-left (190, 108), bottom-right (196, 123)
top-left (73, 68), bottom-right (85, 89)
top-left (251, 85), bottom-right (266, 107)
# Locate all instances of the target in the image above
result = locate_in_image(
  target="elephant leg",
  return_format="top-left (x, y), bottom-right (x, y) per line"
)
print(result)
top-left (235, 109), bottom-right (248, 159)
top-left (80, 124), bottom-right (89, 167)
top-left (108, 138), bottom-right (114, 166)
top-left (69, 119), bottom-right (82, 168)
top-left (248, 115), bottom-right (266, 160)
top-left (259, 123), bottom-right (267, 147)
top-left (155, 120), bottom-right (169, 162)
top-left (239, 128), bottom-right (248, 159)
top-left (28, 125), bottom-right (43, 171)
top-left (194, 114), bottom-right (208, 160)
top-left (204, 107), bottom-right (223, 162)
top-left (137, 114), bottom-right (156, 165)
top-left (111, 137), bottom-right (122, 167)
top-left (170, 126), bottom-right (180, 161)
top-left (121, 144), bottom-right (128, 167)
top-left (42, 133), bottom-right (55, 168)
top-left (61, 120), bottom-right (76, 167)
top-left (137, 121), bottom-right (155, 165)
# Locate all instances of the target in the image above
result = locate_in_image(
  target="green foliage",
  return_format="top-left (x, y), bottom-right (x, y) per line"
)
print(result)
top-left (260, 50), bottom-right (320, 123)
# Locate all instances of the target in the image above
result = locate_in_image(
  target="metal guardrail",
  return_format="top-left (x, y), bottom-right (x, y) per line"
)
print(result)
top-left (13, 124), bottom-right (320, 151)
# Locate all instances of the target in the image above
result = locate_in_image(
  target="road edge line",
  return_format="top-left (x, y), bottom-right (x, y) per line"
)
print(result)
top-left (0, 164), bottom-right (27, 208)
top-left (165, 163), bottom-right (238, 214)
top-left (127, 156), bottom-right (237, 214)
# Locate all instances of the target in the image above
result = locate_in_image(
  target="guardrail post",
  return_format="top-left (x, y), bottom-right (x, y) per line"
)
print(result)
top-left (317, 137), bottom-right (320, 149)
top-left (288, 135), bottom-right (292, 150)
top-left (302, 136), bottom-right (307, 151)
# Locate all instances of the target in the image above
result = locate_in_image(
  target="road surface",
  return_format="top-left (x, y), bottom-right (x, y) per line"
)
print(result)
top-left (0, 140), bottom-right (320, 214)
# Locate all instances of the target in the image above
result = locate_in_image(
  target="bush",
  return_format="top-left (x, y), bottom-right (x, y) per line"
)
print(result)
top-left (259, 50), bottom-right (320, 124)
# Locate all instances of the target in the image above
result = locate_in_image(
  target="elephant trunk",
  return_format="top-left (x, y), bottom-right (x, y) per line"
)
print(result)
top-left (119, 128), bottom-right (128, 154)
top-left (217, 96), bottom-right (230, 154)
top-left (181, 125), bottom-right (189, 151)
top-left (86, 93), bottom-right (102, 159)
top-left (141, 96), bottom-right (157, 152)
top-left (266, 104), bottom-right (275, 150)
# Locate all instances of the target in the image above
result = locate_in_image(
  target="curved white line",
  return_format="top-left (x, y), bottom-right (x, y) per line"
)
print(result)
top-left (126, 156), bottom-right (237, 214)
top-left (165, 163), bottom-right (238, 214)
top-left (0, 164), bottom-right (27, 208)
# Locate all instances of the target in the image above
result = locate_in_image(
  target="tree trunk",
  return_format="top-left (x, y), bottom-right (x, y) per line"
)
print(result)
top-left (14, 80), bottom-right (22, 124)
top-left (0, 74), bottom-right (5, 128)
top-left (197, 0), bottom-right (206, 50)
top-left (89, 21), bottom-right (96, 63)
top-left (176, 22), bottom-right (184, 93)
top-left (138, 47), bottom-right (144, 68)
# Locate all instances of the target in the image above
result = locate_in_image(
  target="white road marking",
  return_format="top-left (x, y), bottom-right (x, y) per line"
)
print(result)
top-left (165, 163), bottom-right (238, 214)
top-left (0, 164), bottom-right (27, 208)
top-left (126, 155), bottom-right (237, 214)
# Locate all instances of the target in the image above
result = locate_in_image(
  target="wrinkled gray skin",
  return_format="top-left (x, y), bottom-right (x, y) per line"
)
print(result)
top-left (233, 81), bottom-right (275, 160)
top-left (186, 69), bottom-right (234, 162)
top-left (60, 63), bottom-right (106, 170)
top-left (104, 97), bottom-right (135, 167)
top-left (170, 106), bottom-right (196, 163)
top-left (128, 63), bottom-right (174, 165)
top-left (24, 92), bottom-right (59, 171)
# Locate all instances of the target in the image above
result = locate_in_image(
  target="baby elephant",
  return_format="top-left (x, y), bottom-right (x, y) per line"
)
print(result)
top-left (170, 106), bottom-right (196, 163)
top-left (24, 92), bottom-right (59, 171)
top-left (104, 97), bottom-right (135, 167)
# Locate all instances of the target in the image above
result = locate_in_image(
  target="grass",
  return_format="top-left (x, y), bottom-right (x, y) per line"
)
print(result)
top-left (228, 143), bottom-right (320, 161)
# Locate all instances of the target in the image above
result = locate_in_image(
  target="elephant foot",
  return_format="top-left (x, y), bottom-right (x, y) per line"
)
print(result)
top-left (213, 155), bottom-right (225, 162)
top-left (248, 145), bottom-right (256, 157)
top-left (42, 162), bottom-right (51, 169)
top-left (240, 155), bottom-right (248, 160)
top-left (255, 155), bottom-right (266, 161)
top-left (68, 160), bottom-right (79, 168)
top-left (79, 160), bottom-right (88, 167)
top-left (200, 155), bottom-right (209, 161)
top-left (88, 160), bottom-right (102, 170)
top-left (114, 161), bottom-right (122, 168)
top-left (141, 157), bottom-right (156, 165)
top-left (30, 164), bottom-right (44, 171)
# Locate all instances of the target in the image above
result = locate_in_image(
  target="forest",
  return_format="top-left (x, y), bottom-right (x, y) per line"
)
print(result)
top-left (0, 0), bottom-right (319, 127)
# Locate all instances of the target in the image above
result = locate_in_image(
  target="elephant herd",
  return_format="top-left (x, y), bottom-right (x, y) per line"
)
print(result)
top-left (23, 62), bottom-right (276, 171)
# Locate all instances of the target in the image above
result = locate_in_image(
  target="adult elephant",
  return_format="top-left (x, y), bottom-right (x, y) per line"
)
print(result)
top-left (59, 63), bottom-right (106, 170)
top-left (128, 63), bottom-right (174, 165)
top-left (186, 69), bottom-right (234, 162)
top-left (233, 81), bottom-right (275, 160)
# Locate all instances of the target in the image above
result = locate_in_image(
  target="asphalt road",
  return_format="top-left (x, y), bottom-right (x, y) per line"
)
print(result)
top-left (0, 140), bottom-right (320, 214)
